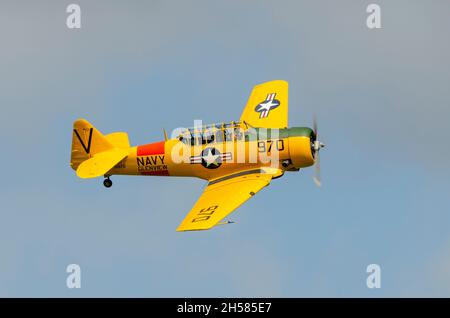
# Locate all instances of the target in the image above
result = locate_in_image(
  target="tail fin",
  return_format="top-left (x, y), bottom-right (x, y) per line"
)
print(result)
top-left (70, 119), bottom-right (129, 179)
top-left (70, 119), bottom-right (114, 169)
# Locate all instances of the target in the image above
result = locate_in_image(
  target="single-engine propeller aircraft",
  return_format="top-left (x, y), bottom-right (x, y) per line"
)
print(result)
top-left (70, 80), bottom-right (325, 231)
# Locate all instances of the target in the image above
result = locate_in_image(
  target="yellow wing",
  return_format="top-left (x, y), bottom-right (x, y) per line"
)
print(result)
top-left (240, 80), bottom-right (288, 129)
top-left (176, 170), bottom-right (273, 231)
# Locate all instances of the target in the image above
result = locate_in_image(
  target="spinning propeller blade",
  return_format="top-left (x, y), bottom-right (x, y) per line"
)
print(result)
top-left (312, 114), bottom-right (324, 187)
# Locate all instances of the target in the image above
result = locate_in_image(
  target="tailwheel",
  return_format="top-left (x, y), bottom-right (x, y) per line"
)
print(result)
top-left (103, 177), bottom-right (113, 188)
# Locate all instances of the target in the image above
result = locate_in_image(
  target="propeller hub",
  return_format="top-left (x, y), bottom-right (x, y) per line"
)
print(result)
top-left (313, 140), bottom-right (325, 152)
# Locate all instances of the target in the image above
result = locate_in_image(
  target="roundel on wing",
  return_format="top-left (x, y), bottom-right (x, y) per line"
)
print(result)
top-left (254, 93), bottom-right (280, 118)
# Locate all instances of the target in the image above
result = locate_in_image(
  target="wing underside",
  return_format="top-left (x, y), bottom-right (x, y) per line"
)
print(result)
top-left (176, 170), bottom-right (273, 231)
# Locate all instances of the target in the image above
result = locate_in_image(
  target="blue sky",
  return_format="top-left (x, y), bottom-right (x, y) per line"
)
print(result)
top-left (1, 0), bottom-right (450, 297)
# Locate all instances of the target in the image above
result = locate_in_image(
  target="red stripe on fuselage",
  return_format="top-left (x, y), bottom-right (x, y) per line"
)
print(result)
top-left (137, 141), bottom-right (165, 156)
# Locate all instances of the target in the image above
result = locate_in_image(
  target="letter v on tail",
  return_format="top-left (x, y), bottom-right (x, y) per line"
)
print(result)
top-left (73, 128), bottom-right (93, 154)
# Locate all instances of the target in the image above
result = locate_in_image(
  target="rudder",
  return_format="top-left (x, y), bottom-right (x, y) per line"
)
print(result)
top-left (70, 119), bottom-right (115, 171)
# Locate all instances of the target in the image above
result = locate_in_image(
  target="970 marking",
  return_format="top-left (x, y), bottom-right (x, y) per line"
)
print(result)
top-left (258, 139), bottom-right (284, 153)
top-left (192, 205), bottom-right (218, 223)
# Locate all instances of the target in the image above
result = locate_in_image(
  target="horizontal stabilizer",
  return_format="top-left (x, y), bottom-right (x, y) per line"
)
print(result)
top-left (76, 148), bottom-right (129, 179)
top-left (105, 132), bottom-right (130, 149)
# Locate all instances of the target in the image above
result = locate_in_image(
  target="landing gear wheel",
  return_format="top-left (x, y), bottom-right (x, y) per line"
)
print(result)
top-left (103, 178), bottom-right (112, 188)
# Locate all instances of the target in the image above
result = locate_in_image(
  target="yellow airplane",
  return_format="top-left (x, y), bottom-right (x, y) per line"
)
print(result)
top-left (70, 80), bottom-right (325, 231)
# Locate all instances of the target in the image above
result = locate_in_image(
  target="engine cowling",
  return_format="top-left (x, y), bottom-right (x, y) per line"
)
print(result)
top-left (287, 127), bottom-right (315, 169)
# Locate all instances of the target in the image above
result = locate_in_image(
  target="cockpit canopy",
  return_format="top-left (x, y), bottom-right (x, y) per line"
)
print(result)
top-left (177, 121), bottom-right (246, 146)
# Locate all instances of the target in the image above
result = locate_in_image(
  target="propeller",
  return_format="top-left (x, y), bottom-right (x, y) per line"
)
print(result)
top-left (312, 114), bottom-right (325, 187)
